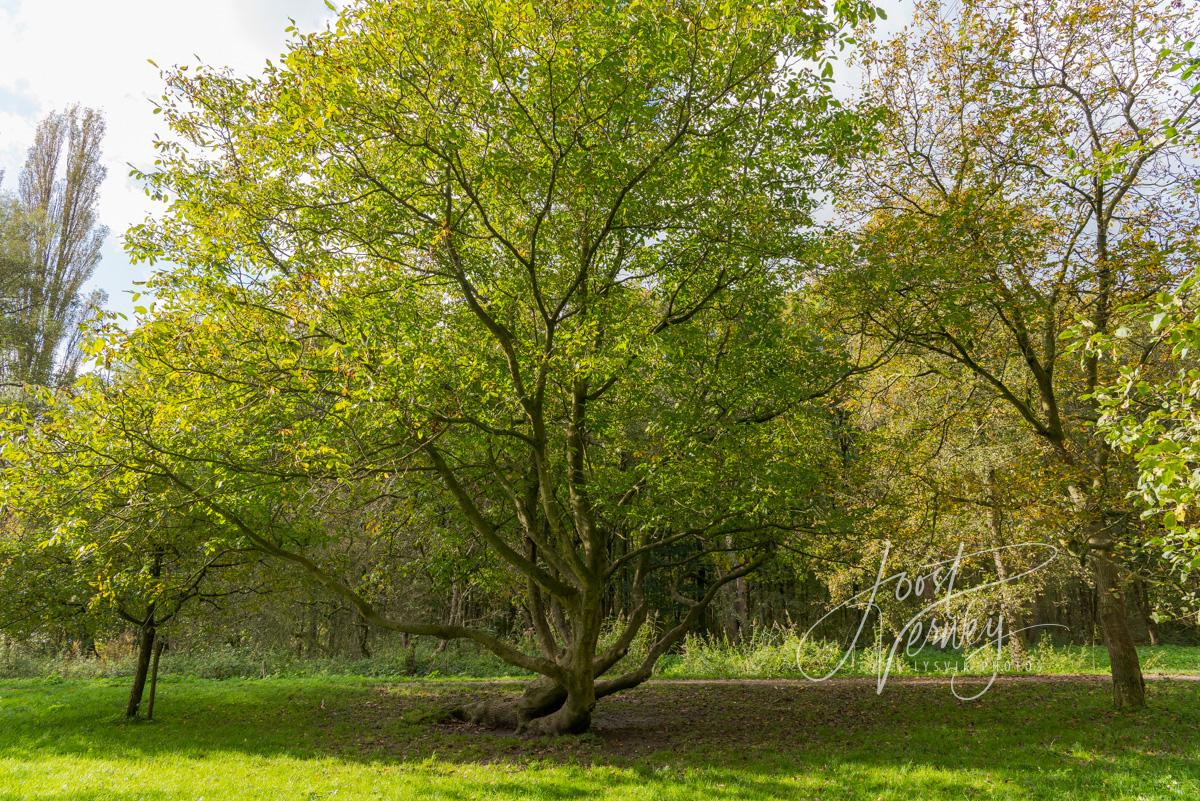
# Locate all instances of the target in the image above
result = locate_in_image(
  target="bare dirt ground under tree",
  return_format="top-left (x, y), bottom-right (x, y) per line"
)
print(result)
top-left (334, 675), bottom-right (1200, 761)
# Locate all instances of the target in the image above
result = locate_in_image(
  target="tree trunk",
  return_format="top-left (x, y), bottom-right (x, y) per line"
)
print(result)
top-left (452, 611), bottom-right (603, 735)
top-left (990, 548), bottom-right (1026, 670)
top-left (304, 603), bottom-right (320, 657)
top-left (1132, 578), bottom-right (1160, 646)
top-left (987, 469), bottom-right (1026, 670)
top-left (146, 639), bottom-right (165, 721)
top-left (326, 606), bottom-right (344, 656)
top-left (723, 534), bottom-right (751, 644)
top-left (520, 680), bottom-right (595, 736)
top-left (356, 615), bottom-right (371, 658)
top-left (1068, 468), bottom-right (1146, 707)
top-left (1093, 552), bottom-right (1145, 709)
top-left (74, 630), bottom-right (98, 659)
top-left (125, 622), bottom-right (157, 719)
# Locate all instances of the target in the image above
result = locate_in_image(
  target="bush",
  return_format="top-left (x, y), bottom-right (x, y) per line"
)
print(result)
top-left (2, 628), bottom-right (1198, 681)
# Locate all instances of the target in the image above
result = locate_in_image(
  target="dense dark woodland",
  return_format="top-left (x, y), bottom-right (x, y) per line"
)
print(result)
top-left (1, 0), bottom-right (1199, 738)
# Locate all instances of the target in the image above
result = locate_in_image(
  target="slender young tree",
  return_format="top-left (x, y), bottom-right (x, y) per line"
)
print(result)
top-left (0, 384), bottom-right (260, 719)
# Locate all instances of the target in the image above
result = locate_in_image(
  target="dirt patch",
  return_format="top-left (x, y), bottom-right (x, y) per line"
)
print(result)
top-left (324, 675), bottom-right (1152, 762)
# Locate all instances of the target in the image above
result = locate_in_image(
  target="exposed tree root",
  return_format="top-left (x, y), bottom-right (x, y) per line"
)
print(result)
top-left (449, 676), bottom-right (570, 731)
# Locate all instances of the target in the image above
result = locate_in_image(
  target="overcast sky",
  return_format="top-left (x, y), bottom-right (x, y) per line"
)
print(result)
top-left (0, 0), bottom-right (910, 320)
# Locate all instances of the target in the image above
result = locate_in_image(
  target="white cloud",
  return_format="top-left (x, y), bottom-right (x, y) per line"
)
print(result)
top-left (0, 0), bottom-right (335, 317)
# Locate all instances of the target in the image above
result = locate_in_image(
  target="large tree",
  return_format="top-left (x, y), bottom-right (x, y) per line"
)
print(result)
top-left (42, 0), bottom-right (885, 734)
top-left (0, 105), bottom-right (108, 388)
top-left (829, 0), bottom-right (1200, 707)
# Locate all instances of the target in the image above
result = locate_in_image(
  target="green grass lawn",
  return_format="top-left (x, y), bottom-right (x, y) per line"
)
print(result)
top-left (0, 674), bottom-right (1197, 800)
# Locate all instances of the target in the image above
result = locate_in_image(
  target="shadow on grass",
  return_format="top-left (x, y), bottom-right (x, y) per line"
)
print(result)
top-left (0, 676), bottom-right (1196, 800)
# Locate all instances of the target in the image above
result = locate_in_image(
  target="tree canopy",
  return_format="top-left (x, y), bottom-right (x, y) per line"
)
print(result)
top-left (0, 0), bottom-right (884, 733)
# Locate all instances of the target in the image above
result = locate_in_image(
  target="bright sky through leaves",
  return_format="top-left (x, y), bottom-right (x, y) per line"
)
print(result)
top-left (0, 0), bottom-right (911, 320)
top-left (0, 0), bottom-right (336, 318)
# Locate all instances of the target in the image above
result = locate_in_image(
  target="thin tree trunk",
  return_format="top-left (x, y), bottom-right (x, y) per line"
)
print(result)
top-left (74, 630), bottom-right (98, 659)
top-left (305, 603), bottom-right (319, 657)
top-left (146, 639), bottom-right (165, 721)
top-left (125, 622), bottom-right (156, 719)
top-left (723, 535), bottom-right (750, 644)
top-left (357, 615), bottom-right (372, 658)
top-left (325, 607), bottom-right (342, 656)
top-left (987, 470), bottom-right (1026, 669)
top-left (1133, 578), bottom-right (1160, 646)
